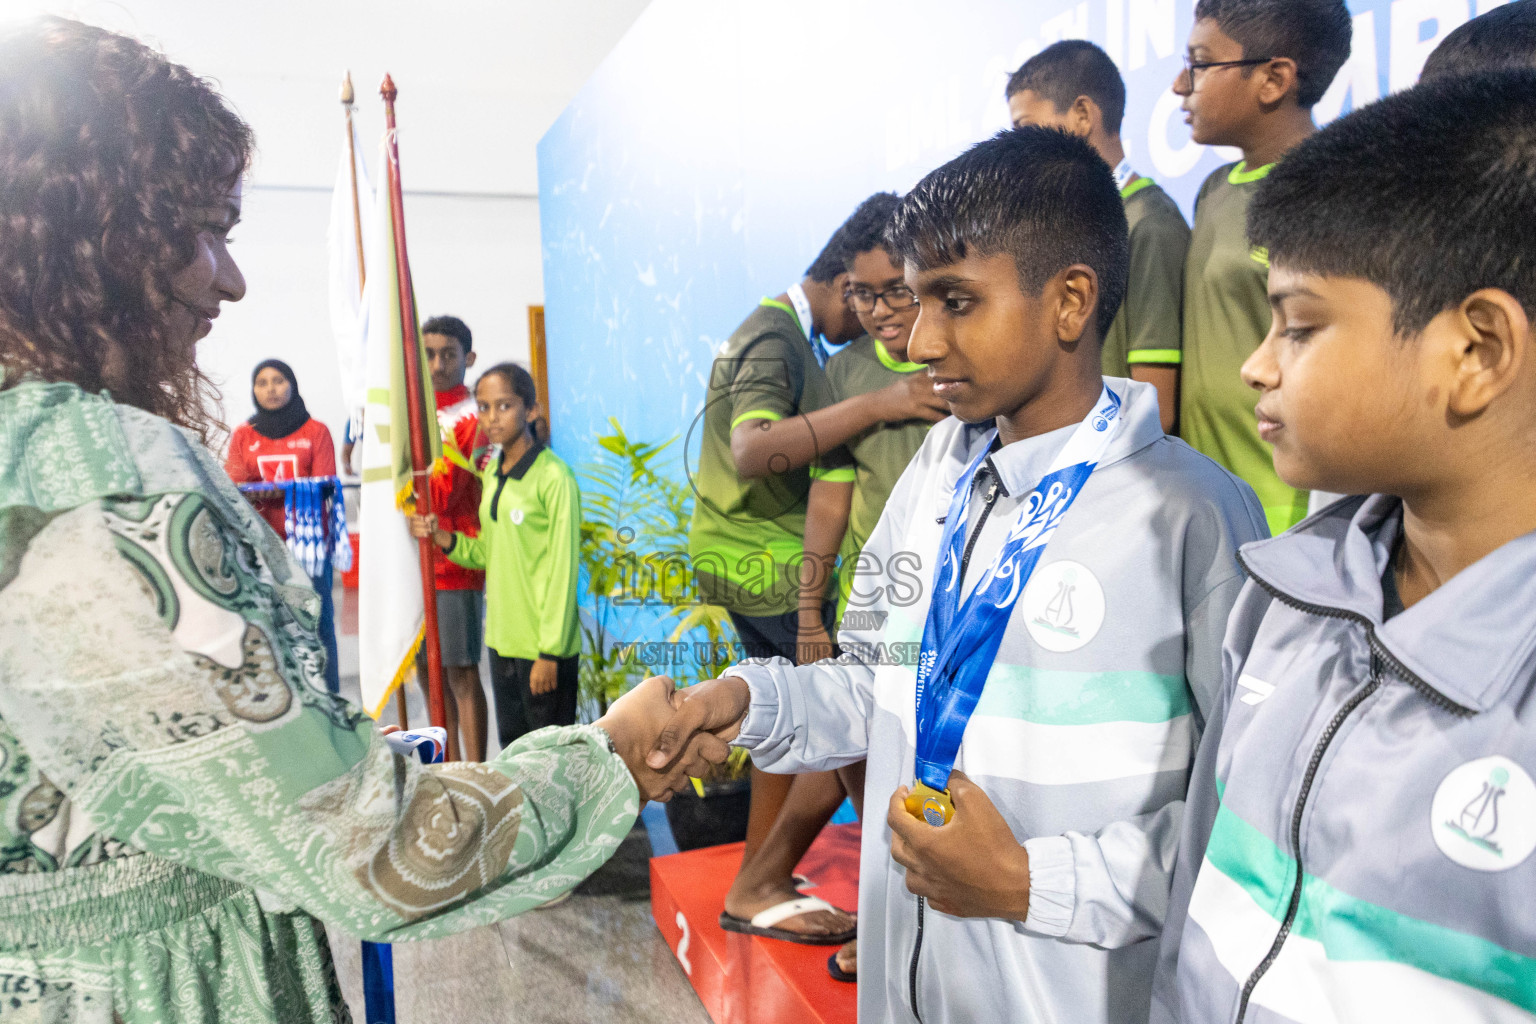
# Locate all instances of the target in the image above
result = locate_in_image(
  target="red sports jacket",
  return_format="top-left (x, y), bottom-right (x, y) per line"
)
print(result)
top-left (225, 418), bottom-right (337, 538)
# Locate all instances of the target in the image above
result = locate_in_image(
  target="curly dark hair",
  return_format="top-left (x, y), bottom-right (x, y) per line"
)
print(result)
top-left (0, 17), bottom-right (254, 441)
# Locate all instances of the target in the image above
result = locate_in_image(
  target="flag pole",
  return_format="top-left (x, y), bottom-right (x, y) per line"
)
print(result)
top-left (340, 71), bottom-right (368, 297)
top-left (341, 71), bottom-right (405, 729)
top-left (380, 72), bottom-right (448, 746)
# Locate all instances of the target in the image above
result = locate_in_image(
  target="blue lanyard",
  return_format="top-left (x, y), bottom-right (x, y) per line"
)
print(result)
top-left (913, 385), bottom-right (1123, 797)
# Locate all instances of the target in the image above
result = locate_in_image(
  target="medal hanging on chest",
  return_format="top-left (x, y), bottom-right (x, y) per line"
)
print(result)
top-left (908, 385), bottom-right (1123, 825)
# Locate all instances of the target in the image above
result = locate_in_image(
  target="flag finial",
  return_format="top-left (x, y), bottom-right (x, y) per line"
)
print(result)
top-left (340, 70), bottom-right (354, 106)
top-left (380, 73), bottom-right (397, 103)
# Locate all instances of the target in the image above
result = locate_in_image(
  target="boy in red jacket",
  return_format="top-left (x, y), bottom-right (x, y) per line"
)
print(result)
top-left (420, 315), bottom-right (491, 761)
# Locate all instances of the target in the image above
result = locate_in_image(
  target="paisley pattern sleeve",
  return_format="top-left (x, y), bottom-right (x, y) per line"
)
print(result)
top-left (0, 493), bottom-right (637, 943)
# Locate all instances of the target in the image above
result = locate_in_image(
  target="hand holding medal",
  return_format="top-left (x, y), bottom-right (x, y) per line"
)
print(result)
top-left (887, 769), bottom-right (1032, 920)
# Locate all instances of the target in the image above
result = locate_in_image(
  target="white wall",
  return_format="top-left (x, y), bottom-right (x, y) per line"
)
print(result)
top-left (2, 0), bottom-right (650, 444)
top-left (199, 187), bottom-right (546, 443)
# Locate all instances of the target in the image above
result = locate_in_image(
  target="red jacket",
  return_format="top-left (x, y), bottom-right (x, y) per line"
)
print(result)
top-left (225, 418), bottom-right (337, 538)
top-left (430, 385), bottom-right (488, 591)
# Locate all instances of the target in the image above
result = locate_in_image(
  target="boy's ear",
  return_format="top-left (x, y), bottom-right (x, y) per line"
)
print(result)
top-left (465, 350), bottom-right (477, 368)
top-left (1068, 95), bottom-right (1098, 137)
top-left (1445, 288), bottom-right (1531, 420)
top-left (1053, 265), bottom-right (1099, 345)
top-left (1255, 57), bottom-right (1301, 107)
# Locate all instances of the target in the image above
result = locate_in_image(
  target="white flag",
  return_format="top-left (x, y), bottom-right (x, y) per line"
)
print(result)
top-left (356, 137), bottom-right (438, 718)
top-left (328, 117), bottom-right (374, 435)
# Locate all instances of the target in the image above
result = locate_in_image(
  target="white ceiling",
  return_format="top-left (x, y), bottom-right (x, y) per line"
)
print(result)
top-left (3, 0), bottom-right (653, 194)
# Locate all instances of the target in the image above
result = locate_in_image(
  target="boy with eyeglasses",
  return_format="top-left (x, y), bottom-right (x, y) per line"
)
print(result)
top-left (1008, 39), bottom-right (1189, 433)
top-left (797, 192), bottom-right (936, 665)
top-left (690, 203), bottom-right (947, 947)
top-left (795, 192), bottom-right (937, 981)
top-left (1174, 0), bottom-right (1351, 535)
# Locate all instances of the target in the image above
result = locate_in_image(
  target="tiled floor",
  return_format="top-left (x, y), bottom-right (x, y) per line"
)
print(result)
top-left (331, 585), bottom-right (711, 1024)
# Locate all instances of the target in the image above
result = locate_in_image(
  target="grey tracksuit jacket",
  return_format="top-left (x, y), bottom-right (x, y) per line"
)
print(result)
top-left (730, 380), bottom-right (1268, 1024)
top-left (1151, 494), bottom-right (1536, 1024)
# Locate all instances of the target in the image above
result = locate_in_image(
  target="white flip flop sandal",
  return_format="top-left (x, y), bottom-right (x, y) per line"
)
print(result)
top-left (717, 895), bottom-right (856, 946)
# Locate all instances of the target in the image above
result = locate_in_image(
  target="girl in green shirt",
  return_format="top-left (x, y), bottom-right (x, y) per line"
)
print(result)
top-left (411, 364), bottom-right (584, 748)
top-left (0, 19), bottom-right (702, 1023)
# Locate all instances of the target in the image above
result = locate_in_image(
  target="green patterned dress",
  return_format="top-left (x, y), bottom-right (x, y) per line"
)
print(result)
top-left (0, 382), bottom-right (639, 1023)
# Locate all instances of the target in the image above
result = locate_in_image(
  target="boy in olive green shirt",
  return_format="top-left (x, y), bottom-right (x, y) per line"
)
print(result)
top-left (1008, 39), bottom-right (1189, 434)
top-left (687, 203), bottom-right (948, 946)
top-left (795, 192), bottom-right (938, 983)
top-left (1173, 0), bottom-right (1351, 534)
top-left (798, 193), bottom-right (935, 658)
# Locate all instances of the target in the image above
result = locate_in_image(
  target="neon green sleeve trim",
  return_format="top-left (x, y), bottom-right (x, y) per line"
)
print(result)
top-left (1120, 176), bottom-right (1155, 200)
top-left (1127, 349), bottom-right (1183, 365)
top-left (730, 409), bottom-right (784, 430)
top-left (809, 466), bottom-right (856, 483)
top-left (873, 339), bottom-right (926, 373)
top-left (758, 297), bottom-right (804, 336)
top-left (1228, 160), bottom-right (1276, 184)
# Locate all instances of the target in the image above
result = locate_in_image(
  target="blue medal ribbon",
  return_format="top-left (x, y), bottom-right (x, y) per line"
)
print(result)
top-left (912, 385), bottom-right (1123, 809)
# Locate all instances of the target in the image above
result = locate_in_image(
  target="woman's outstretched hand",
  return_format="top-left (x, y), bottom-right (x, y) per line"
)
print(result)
top-left (595, 675), bottom-right (736, 802)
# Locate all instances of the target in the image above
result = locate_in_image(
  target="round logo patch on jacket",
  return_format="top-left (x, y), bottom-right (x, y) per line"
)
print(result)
top-left (1431, 756), bottom-right (1536, 871)
top-left (1020, 560), bottom-right (1104, 653)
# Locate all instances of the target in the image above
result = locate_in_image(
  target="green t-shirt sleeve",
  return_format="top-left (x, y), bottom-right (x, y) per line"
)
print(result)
top-left (809, 352), bottom-right (855, 480)
top-left (811, 445), bottom-right (855, 481)
top-left (1124, 204), bottom-right (1191, 366)
top-left (446, 530), bottom-right (487, 569)
top-left (727, 332), bottom-right (804, 430)
top-left (537, 465), bottom-right (582, 658)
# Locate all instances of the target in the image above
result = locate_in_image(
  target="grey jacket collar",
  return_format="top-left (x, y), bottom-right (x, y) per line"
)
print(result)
top-left (933, 377), bottom-right (1167, 518)
top-left (1239, 493), bottom-right (1536, 714)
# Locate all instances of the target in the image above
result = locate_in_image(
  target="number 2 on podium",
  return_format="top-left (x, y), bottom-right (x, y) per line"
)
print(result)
top-left (674, 911), bottom-right (693, 975)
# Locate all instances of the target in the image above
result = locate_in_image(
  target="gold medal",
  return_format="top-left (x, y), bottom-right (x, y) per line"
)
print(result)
top-left (904, 780), bottom-right (954, 826)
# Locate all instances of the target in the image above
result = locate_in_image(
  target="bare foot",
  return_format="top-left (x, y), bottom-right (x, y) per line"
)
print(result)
top-left (834, 938), bottom-right (857, 977)
top-left (723, 878), bottom-right (854, 937)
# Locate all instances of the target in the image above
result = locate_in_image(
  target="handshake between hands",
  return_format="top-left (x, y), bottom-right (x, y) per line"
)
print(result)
top-left (595, 675), bottom-right (1034, 922)
top-left (592, 674), bottom-right (752, 802)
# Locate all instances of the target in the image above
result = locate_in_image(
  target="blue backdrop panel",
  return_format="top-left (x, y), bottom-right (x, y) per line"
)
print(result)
top-left (538, 0), bottom-right (1502, 583)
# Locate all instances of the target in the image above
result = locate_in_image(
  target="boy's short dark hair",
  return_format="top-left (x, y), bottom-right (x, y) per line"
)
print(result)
top-left (476, 361), bottom-right (538, 409)
top-left (1005, 40), bottom-right (1127, 136)
top-left (1249, 70), bottom-right (1536, 336)
top-left (1194, 0), bottom-right (1352, 109)
top-left (805, 219), bottom-right (854, 283)
top-left (1421, 0), bottom-right (1536, 82)
top-left (421, 314), bottom-right (472, 354)
top-left (838, 192), bottom-right (902, 270)
top-left (888, 127), bottom-right (1129, 338)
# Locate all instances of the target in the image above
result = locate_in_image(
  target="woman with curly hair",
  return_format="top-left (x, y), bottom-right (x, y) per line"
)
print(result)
top-left (0, 17), bottom-right (715, 1024)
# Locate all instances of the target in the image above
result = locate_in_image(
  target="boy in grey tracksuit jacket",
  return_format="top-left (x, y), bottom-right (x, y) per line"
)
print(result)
top-left (1152, 496), bottom-right (1536, 1024)
top-left (730, 378), bottom-right (1266, 1023)
top-left (1150, 75), bottom-right (1536, 1024)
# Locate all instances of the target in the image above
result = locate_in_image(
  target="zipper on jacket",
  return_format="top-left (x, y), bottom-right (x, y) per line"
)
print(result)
top-left (1234, 550), bottom-right (1474, 718)
top-left (1230, 550), bottom-right (1474, 1022)
top-left (908, 471), bottom-right (999, 1023)
top-left (1234, 653), bottom-right (1382, 1022)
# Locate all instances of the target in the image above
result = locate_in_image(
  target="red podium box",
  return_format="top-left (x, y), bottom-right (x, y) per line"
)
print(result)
top-left (651, 824), bottom-right (860, 1024)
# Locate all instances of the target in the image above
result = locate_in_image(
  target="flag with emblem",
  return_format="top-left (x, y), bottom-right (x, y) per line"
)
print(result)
top-left (356, 135), bottom-right (440, 719)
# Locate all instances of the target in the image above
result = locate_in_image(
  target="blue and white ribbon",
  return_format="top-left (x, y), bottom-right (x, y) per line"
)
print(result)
top-left (913, 385), bottom-right (1123, 794)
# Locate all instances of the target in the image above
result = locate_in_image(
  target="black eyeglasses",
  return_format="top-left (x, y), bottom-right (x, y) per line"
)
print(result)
top-left (846, 284), bottom-right (917, 314)
top-left (1180, 54), bottom-right (1274, 87)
